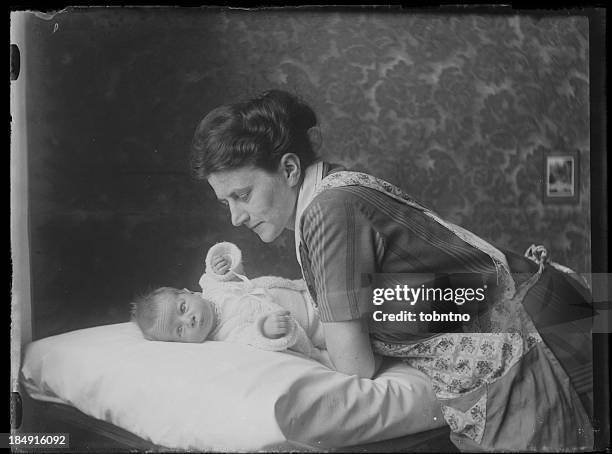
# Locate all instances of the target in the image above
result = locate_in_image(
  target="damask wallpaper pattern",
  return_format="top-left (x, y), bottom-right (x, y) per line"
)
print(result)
top-left (25, 10), bottom-right (591, 337)
top-left (219, 12), bottom-right (590, 272)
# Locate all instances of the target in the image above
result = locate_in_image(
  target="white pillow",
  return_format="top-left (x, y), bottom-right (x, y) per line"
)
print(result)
top-left (21, 322), bottom-right (445, 451)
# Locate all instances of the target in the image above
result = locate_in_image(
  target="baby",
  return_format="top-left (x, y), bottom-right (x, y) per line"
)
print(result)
top-left (131, 242), bottom-right (328, 365)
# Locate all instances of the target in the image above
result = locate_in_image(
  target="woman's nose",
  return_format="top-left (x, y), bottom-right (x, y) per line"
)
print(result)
top-left (229, 204), bottom-right (249, 227)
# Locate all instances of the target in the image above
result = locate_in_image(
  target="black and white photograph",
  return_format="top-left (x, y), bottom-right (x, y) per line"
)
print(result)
top-left (10, 6), bottom-right (609, 453)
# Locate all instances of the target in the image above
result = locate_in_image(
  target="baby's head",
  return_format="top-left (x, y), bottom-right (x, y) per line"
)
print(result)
top-left (130, 287), bottom-right (216, 343)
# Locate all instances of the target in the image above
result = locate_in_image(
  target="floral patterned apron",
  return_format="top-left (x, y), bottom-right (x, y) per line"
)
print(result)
top-left (302, 170), bottom-right (593, 452)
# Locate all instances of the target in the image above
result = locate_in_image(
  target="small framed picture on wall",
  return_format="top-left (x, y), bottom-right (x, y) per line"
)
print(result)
top-left (543, 150), bottom-right (580, 204)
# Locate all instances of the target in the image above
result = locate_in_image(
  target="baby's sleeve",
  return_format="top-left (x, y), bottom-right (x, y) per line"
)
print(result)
top-left (228, 314), bottom-right (299, 352)
top-left (203, 242), bottom-right (246, 283)
top-left (226, 294), bottom-right (329, 366)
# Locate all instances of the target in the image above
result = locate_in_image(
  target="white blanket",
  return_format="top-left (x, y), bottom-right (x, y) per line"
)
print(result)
top-left (21, 322), bottom-right (445, 451)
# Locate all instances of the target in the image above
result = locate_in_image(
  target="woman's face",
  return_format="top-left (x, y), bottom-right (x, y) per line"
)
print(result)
top-left (207, 158), bottom-right (301, 243)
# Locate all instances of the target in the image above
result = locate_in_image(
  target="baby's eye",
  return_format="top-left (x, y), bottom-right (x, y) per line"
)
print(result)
top-left (180, 301), bottom-right (187, 314)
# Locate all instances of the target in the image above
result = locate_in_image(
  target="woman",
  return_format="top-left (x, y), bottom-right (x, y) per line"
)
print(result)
top-left (190, 89), bottom-right (593, 451)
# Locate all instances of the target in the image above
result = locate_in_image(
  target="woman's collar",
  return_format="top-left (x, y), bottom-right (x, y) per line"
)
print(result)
top-left (294, 161), bottom-right (325, 235)
top-left (293, 161), bottom-right (325, 266)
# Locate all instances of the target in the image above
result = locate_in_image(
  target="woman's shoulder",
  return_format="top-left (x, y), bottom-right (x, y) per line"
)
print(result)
top-left (300, 186), bottom-right (389, 240)
top-left (301, 182), bottom-right (431, 241)
top-left (311, 184), bottom-right (380, 204)
top-left (307, 184), bottom-right (409, 217)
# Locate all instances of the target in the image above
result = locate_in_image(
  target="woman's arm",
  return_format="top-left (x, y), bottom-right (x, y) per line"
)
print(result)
top-left (300, 189), bottom-right (384, 378)
top-left (323, 318), bottom-right (383, 378)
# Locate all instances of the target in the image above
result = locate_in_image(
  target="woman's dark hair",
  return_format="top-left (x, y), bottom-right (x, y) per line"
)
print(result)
top-left (190, 90), bottom-right (319, 179)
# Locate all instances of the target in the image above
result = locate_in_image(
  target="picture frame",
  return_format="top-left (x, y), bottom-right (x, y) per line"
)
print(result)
top-left (543, 150), bottom-right (580, 204)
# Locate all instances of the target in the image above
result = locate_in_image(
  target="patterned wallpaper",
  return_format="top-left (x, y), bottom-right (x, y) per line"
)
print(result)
top-left (24, 9), bottom-right (592, 338)
top-left (221, 12), bottom-right (591, 272)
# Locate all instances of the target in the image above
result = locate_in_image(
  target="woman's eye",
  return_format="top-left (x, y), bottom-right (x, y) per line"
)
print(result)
top-left (180, 301), bottom-right (187, 313)
top-left (237, 192), bottom-right (250, 202)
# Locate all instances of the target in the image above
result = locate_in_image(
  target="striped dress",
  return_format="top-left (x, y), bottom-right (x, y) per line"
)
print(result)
top-left (298, 166), bottom-right (593, 452)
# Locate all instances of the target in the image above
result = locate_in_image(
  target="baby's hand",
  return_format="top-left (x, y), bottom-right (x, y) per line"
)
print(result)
top-left (211, 255), bottom-right (231, 275)
top-left (262, 310), bottom-right (291, 339)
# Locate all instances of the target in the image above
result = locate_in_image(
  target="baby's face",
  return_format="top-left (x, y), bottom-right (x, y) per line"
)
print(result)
top-left (148, 289), bottom-right (215, 343)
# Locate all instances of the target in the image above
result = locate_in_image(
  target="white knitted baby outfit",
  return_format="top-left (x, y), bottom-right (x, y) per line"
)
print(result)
top-left (199, 242), bottom-right (328, 365)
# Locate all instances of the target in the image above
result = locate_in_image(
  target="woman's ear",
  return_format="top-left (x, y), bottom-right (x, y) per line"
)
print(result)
top-left (279, 153), bottom-right (301, 187)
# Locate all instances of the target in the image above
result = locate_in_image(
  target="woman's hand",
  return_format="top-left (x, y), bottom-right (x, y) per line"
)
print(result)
top-left (262, 310), bottom-right (291, 339)
top-left (211, 255), bottom-right (231, 275)
top-left (322, 318), bottom-right (382, 379)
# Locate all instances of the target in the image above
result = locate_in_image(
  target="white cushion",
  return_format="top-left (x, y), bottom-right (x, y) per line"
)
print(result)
top-left (21, 322), bottom-right (445, 451)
